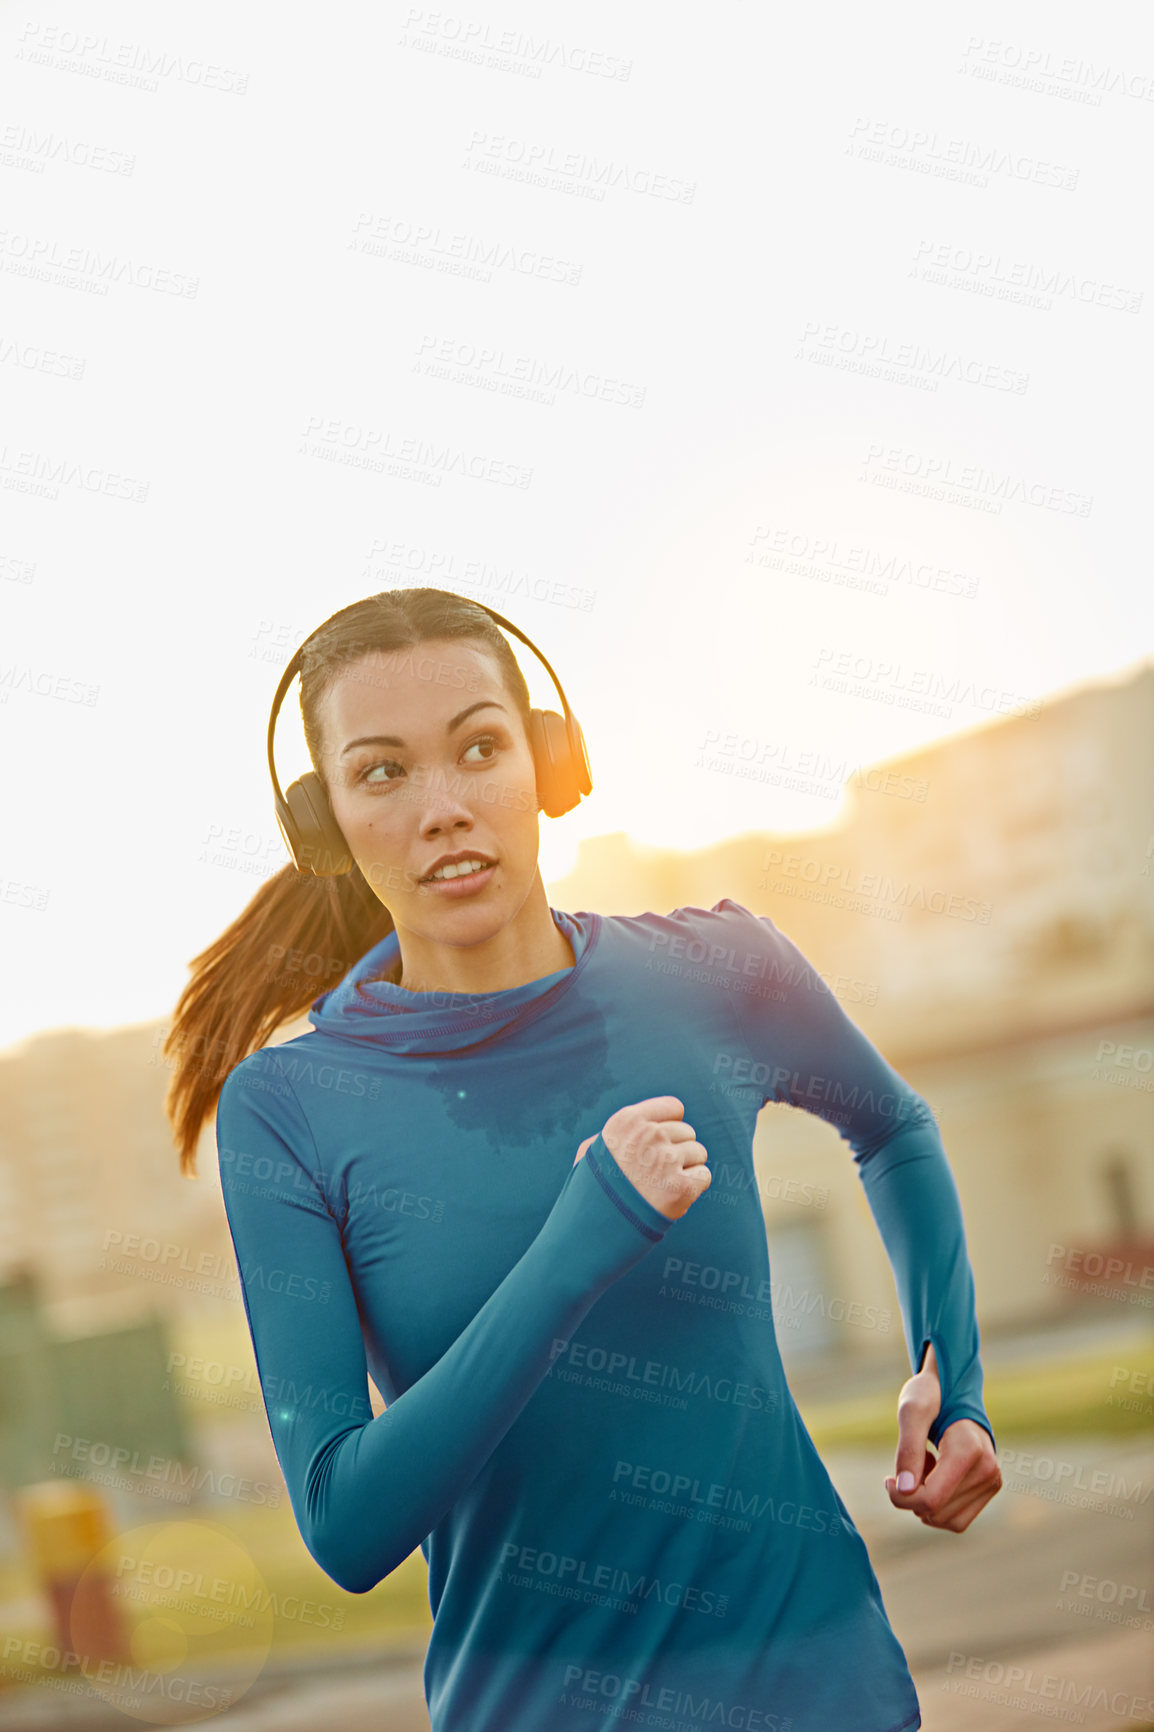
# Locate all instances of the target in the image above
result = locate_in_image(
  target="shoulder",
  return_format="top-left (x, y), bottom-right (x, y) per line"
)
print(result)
top-left (598, 897), bottom-right (788, 955)
top-left (215, 1042), bottom-right (336, 1214)
top-left (588, 900), bottom-right (815, 1007)
top-left (216, 1038), bottom-right (319, 1147)
top-left (589, 893), bottom-right (803, 990)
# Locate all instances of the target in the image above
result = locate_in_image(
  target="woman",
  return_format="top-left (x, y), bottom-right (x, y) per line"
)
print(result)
top-left (165, 587), bottom-right (1001, 1732)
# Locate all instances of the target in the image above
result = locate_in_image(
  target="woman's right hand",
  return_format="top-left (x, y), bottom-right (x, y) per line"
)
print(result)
top-left (573, 1096), bottom-right (711, 1221)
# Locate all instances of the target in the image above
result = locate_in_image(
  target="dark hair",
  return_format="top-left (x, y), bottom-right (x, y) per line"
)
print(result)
top-left (163, 588), bottom-right (534, 1176)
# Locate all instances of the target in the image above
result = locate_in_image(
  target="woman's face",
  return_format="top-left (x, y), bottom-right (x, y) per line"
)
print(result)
top-left (318, 637), bottom-right (543, 953)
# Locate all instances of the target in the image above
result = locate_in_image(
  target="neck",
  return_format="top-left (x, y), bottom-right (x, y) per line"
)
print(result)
top-left (383, 886), bottom-right (574, 995)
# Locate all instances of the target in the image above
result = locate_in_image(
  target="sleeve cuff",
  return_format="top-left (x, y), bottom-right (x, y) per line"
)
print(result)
top-left (931, 1406), bottom-right (997, 1453)
top-left (581, 1133), bottom-right (674, 1243)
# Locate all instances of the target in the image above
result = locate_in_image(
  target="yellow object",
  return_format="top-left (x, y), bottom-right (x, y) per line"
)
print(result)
top-left (13, 1480), bottom-right (114, 1576)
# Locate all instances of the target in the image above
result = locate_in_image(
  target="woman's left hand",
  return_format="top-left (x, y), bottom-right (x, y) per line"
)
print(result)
top-left (883, 1343), bottom-right (1002, 1532)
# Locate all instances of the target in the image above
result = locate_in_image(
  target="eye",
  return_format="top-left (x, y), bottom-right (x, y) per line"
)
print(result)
top-left (355, 758), bottom-right (403, 786)
top-left (462, 732), bottom-right (500, 763)
top-left (353, 733), bottom-right (502, 788)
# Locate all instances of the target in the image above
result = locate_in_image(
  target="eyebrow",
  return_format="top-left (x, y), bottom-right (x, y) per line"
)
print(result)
top-left (340, 700), bottom-right (509, 756)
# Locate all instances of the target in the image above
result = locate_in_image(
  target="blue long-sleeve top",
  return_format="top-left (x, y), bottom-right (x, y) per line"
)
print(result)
top-left (215, 898), bottom-right (994, 1732)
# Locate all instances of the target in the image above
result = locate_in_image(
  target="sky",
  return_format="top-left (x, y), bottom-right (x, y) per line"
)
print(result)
top-left (3, 0), bottom-right (1153, 1050)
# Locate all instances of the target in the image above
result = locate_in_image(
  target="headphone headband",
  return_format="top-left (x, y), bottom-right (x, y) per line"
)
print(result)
top-left (266, 597), bottom-right (593, 875)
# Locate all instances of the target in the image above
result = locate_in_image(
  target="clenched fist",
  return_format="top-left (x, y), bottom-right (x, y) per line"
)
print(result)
top-left (574, 1096), bottom-right (711, 1222)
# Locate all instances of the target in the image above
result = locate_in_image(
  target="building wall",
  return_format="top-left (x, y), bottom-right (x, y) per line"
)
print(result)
top-left (550, 664), bottom-right (1154, 1349)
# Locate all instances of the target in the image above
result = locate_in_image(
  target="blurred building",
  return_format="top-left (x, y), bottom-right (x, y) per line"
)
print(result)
top-left (0, 664), bottom-right (1150, 1370)
top-left (549, 662), bottom-right (1154, 1359)
top-left (0, 1022), bottom-right (231, 1335)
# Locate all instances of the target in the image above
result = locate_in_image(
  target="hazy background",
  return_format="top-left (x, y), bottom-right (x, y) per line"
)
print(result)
top-left (1, 3), bottom-right (1152, 1728)
top-left (2, 0), bottom-right (1153, 1045)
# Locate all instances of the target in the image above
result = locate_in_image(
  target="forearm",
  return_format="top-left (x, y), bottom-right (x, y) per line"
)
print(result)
top-left (855, 1105), bottom-right (995, 1451)
top-left (228, 1134), bottom-right (671, 1596)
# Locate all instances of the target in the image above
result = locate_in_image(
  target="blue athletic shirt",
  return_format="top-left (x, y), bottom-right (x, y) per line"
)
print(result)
top-left (214, 898), bottom-right (995, 1732)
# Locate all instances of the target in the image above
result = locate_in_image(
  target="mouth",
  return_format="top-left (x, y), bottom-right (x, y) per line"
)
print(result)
top-left (419, 855), bottom-right (497, 891)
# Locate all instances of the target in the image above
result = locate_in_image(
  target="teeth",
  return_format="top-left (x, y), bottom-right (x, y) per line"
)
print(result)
top-left (428, 858), bottom-right (489, 882)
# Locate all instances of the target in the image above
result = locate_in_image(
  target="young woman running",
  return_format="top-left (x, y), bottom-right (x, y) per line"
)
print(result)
top-left (165, 587), bottom-right (1001, 1732)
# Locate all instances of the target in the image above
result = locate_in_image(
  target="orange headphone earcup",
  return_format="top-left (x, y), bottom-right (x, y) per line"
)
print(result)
top-left (529, 707), bottom-right (590, 818)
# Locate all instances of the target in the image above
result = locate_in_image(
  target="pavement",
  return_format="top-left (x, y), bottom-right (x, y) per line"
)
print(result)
top-left (832, 1433), bottom-right (1154, 1731)
top-left (1, 1308), bottom-right (1149, 1730)
top-left (1, 1432), bottom-right (1149, 1729)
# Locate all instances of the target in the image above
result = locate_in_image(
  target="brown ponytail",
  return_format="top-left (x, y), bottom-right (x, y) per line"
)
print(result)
top-left (163, 588), bottom-right (533, 1175)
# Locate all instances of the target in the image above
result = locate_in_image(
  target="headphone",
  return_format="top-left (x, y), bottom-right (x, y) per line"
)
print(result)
top-left (267, 600), bottom-right (593, 876)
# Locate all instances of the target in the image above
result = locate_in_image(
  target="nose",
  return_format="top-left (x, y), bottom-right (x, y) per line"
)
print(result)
top-left (410, 765), bottom-right (475, 836)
